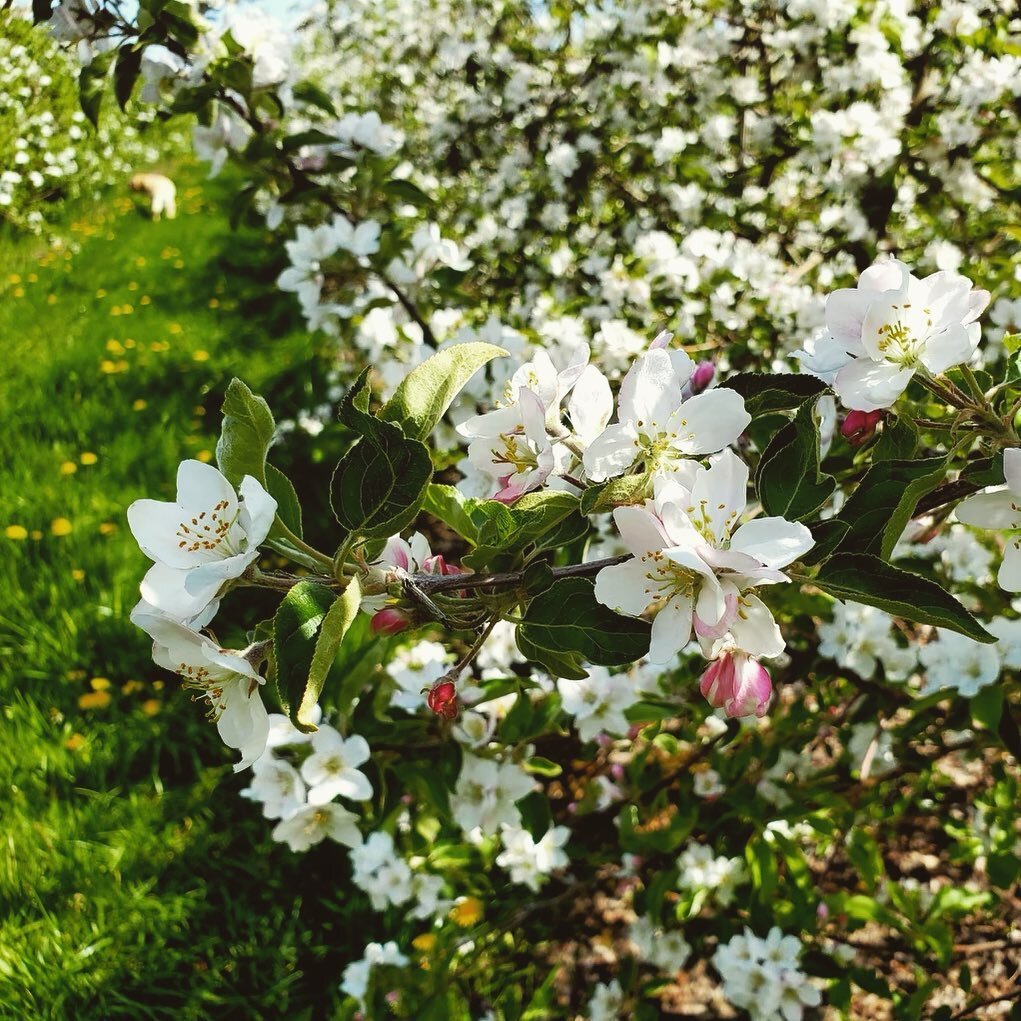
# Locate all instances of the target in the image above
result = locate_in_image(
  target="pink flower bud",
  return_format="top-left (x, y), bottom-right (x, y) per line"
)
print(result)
top-left (840, 409), bottom-right (883, 447)
top-left (688, 361), bottom-right (715, 396)
top-left (426, 679), bottom-right (458, 720)
top-left (422, 554), bottom-right (463, 576)
top-left (698, 651), bottom-right (772, 719)
top-left (370, 608), bottom-right (410, 635)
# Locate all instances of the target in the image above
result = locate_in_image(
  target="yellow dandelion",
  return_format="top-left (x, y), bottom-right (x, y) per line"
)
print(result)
top-left (208, 298), bottom-right (220, 308)
top-left (89, 677), bottom-right (111, 691)
top-left (121, 680), bottom-right (143, 694)
top-left (27, 273), bottom-right (37, 283)
top-left (47, 294), bottom-right (57, 305)
top-left (13, 287), bottom-right (24, 298)
top-left (192, 350), bottom-right (210, 362)
top-left (110, 306), bottom-right (122, 317)
top-left (71, 568), bottom-right (85, 582)
top-left (141, 699), bottom-right (161, 717)
top-left (168, 323), bottom-right (182, 335)
top-left (128, 281), bottom-right (138, 291)
top-left (173, 259), bottom-right (184, 269)
top-left (196, 449), bottom-right (214, 463)
top-left (449, 896), bottom-right (483, 927)
top-left (133, 399), bottom-right (147, 411)
top-left (80, 452), bottom-right (98, 465)
top-left (140, 295), bottom-right (151, 306)
top-left (78, 691), bottom-right (112, 710)
top-left (193, 406), bottom-right (206, 416)
top-left (60, 461), bottom-right (78, 475)
top-left (65, 733), bottom-right (86, 752)
top-left (105, 339), bottom-right (124, 354)
top-left (121, 304), bottom-right (134, 315)
top-left (7, 273), bottom-right (20, 284)
top-left (124, 338), bottom-right (136, 348)
top-left (98, 522), bottom-right (117, 535)
top-left (4, 525), bottom-right (28, 540)
top-left (412, 933), bottom-right (437, 953)
top-left (95, 288), bottom-right (106, 298)
top-left (152, 680), bottom-right (164, 691)
top-left (51, 518), bottom-right (73, 536)
top-left (134, 256), bottom-right (146, 268)
top-left (30, 530), bottom-right (42, 540)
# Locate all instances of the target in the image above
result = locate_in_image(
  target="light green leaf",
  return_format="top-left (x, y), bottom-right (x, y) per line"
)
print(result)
top-left (301, 577), bottom-right (361, 729)
top-left (380, 342), bottom-right (507, 441)
top-left (264, 463), bottom-right (303, 539)
top-left (216, 378), bottom-right (275, 487)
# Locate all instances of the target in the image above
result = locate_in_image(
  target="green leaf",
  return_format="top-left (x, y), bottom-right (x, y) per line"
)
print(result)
top-left (756, 398), bottom-right (834, 520)
top-left (113, 45), bottom-right (143, 109)
top-left (301, 578), bottom-right (361, 729)
top-left (873, 414), bottom-right (917, 460)
top-left (330, 428), bottom-right (433, 539)
top-left (291, 79), bottom-right (337, 115)
top-left (720, 372), bottom-right (829, 416)
top-left (961, 451), bottom-right (1005, 488)
top-left (385, 178), bottom-right (434, 206)
top-left (835, 455), bottom-right (949, 560)
top-left (969, 686), bottom-right (1003, 732)
top-left (519, 577), bottom-right (651, 666)
top-left (282, 128), bottom-right (341, 152)
top-left (1004, 330), bottom-right (1021, 355)
top-left (380, 342), bottom-right (507, 441)
top-left (579, 473), bottom-right (652, 515)
top-left (78, 51), bottom-right (115, 127)
top-left (216, 378), bottom-right (275, 487)
top-left (421, 484), bottom-right (479, 544)
top-left (988, 851), bottom-right (1021, 889)
top-left (515, 627), bottom-right (588, 680)
top-left (524, 756), bottom-right (563, 777)
top-left (264, 463), bottom-right (303, 539)
top-left (998, 705), bottom-right (1021, 759)
top-left (273, 581), bottom-right (337, 732)
top-left (800, 519), bottom-right (850, 567)
top-left (812, 554), bottom-right (995, 643)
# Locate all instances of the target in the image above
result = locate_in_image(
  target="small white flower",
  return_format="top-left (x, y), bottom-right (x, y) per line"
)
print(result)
top-left (451, 755), bottom-right (535, 836)
top-left (586, 980), bottom-right (624, 1021)
top-left (628, 915), bottom-right (692, 973)
top-left (919, 629), bottom-right (1000, 697)
top-left (495, 824), bottom-right (570, 891)
top-left (300, 726), bottom-right (373, 805)
top-left (271, 802), bottom-right (362, 852)
top-left (558, 666), bottom-right (636, 742)
top-left (241, 756), bottom-right (306, 819)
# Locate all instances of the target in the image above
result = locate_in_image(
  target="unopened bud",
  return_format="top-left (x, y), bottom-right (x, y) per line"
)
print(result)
top-left (689, 361), bottom-right (715, 395)
top-left (699, 651), bottom-right (772, 718)
top-left (371, 608), bottom-right (410, 635)
top-left (422, 554), bottom-right (462, 576)
top-left (426, 679), bottom-right (458, 720)
top-left (840, 409), bottom-right (883, 447)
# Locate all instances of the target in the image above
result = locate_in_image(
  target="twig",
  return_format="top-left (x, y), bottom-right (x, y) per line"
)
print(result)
top-left (411, 554), bottom-right (631, 595)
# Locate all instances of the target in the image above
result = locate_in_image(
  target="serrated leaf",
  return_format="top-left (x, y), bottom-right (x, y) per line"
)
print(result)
top-left (519, 577), bottom-right (651, 665)
top-left (835, 455), bottom-right (949, 560)
top-left (812, 554), bottom-right (995, 643)
top-left (800, 519), bottom-right (850, 567)
top-left (756, 398), bottom-right (834, 520)
top-left (216, 378), bottom-right (275, 487)
top-left (515, 627), bottom-right (588, 680)
top-left (273, 581), bottom-right (337, 731)
top-left (380, 342), bottom-right (507, 441)
top-left (422, 484), bottom-right (479, 543)
top-left (301, 578), bottom-right (361, 729)
top-left (330, 427), bottom-right (433, 539)
top-left (873, 414), bottom-right (917, 460)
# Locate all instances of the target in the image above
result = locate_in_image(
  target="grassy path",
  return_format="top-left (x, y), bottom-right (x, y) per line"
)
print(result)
top-left (0, 166), bottom-right (362, 1018)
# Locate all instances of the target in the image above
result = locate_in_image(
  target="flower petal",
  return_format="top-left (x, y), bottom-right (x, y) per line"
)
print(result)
top-left (918, 322), bottom-right (975, 374)
top-left (668, 389), bottom-right (750, 455)
top-left (729, 594), bottom-right (785, 658)
top-left (955, 490), bottom-right (1019, 530)
top-left (833, 358), bottom-right (914, 412)
top-left (648, 593), bottom-right (693, 663)
top-left (617, 349), bottom-right (680, 429)
top-left (730, 517), bottom-right (815, 569)
top-left (594, 557), bottom-right (655, 617)
top-left (583, 423), bottom-right (640, 481)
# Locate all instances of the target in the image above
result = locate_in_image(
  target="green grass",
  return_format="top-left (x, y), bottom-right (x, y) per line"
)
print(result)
top-left (0, 165), bottom-right (372, 1019)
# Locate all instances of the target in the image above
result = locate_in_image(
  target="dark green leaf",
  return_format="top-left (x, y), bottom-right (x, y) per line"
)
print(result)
top-left (800, 519), bottom-right (850, 567)
top-left (998, 705), bottom-right (1021, 759)
top-left (113, 45), bottom-right (142, 109)
top-left (78, 51), bottom-right (115, 127)
top-left (519, 577), bottom-right (651, 666)
top-left (987, 852), bottom-right (1021, 889)
top-left (813, 554), bottom-right (995, 643)
top-left (385, 178), bottom-right (434, 206)
top-left (273, 581), bottom-right (337, 731)
top-left (32, 0), bottom-right (53, 22)
top-left (835, 456), bottom-right (948, 560)
top-left (292, 79), bottom-right (337, 115)
top-left (515, 627), bottom-right (588, 680)
top-left (264, 463), bottom-right (303, 539)
top-left (720, 372), bottom-right (829, 416)
top-left (282, 128), bottom-right (340, 152)
top-left (969, 686), bottom-right (1003, 733)
top-left (961, 451), bottom-right (1005, 488)
top-left (756, 398), bottom-right (834, 520)
top-left (873, 414), bottom-right (917, 460)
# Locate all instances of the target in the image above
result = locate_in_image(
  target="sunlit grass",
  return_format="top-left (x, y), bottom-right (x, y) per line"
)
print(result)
top-left (0, 163), bottom-right (367, 1018)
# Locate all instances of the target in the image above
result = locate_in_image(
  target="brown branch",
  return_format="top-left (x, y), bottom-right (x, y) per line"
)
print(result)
top-left (411, 554), bottom-right (631, 596)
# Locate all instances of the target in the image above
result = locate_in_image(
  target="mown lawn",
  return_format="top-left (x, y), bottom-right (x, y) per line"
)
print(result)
top-left (0, 164), bottom-right (370, 1019)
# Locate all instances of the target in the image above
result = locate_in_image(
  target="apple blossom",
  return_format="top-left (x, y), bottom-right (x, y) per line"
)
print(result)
top-left (127, 459), bottom-right (277, 626)
top-left (451, 754), bottom-right (535, 836)
top-left (594, 449), bottom-right (814, 662)
top-left (300, 727), bottom-right (373, 805)
top-left (495, 823), bottom-right (570, 891)
top-left (822, 258), bottom-right (989, 411)
top-left (240, 756), bottom-right (306, 820)
top-left (272, 802), bottom-right (363, 852)
top-left (130, 605), bottom-right (269, 771)
top-left (954, 448), bottom-right (1021, 591)
top-left (557, 666), bottom-right (638, 741)
top-left (583, 346), bottom-right (750, 482)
